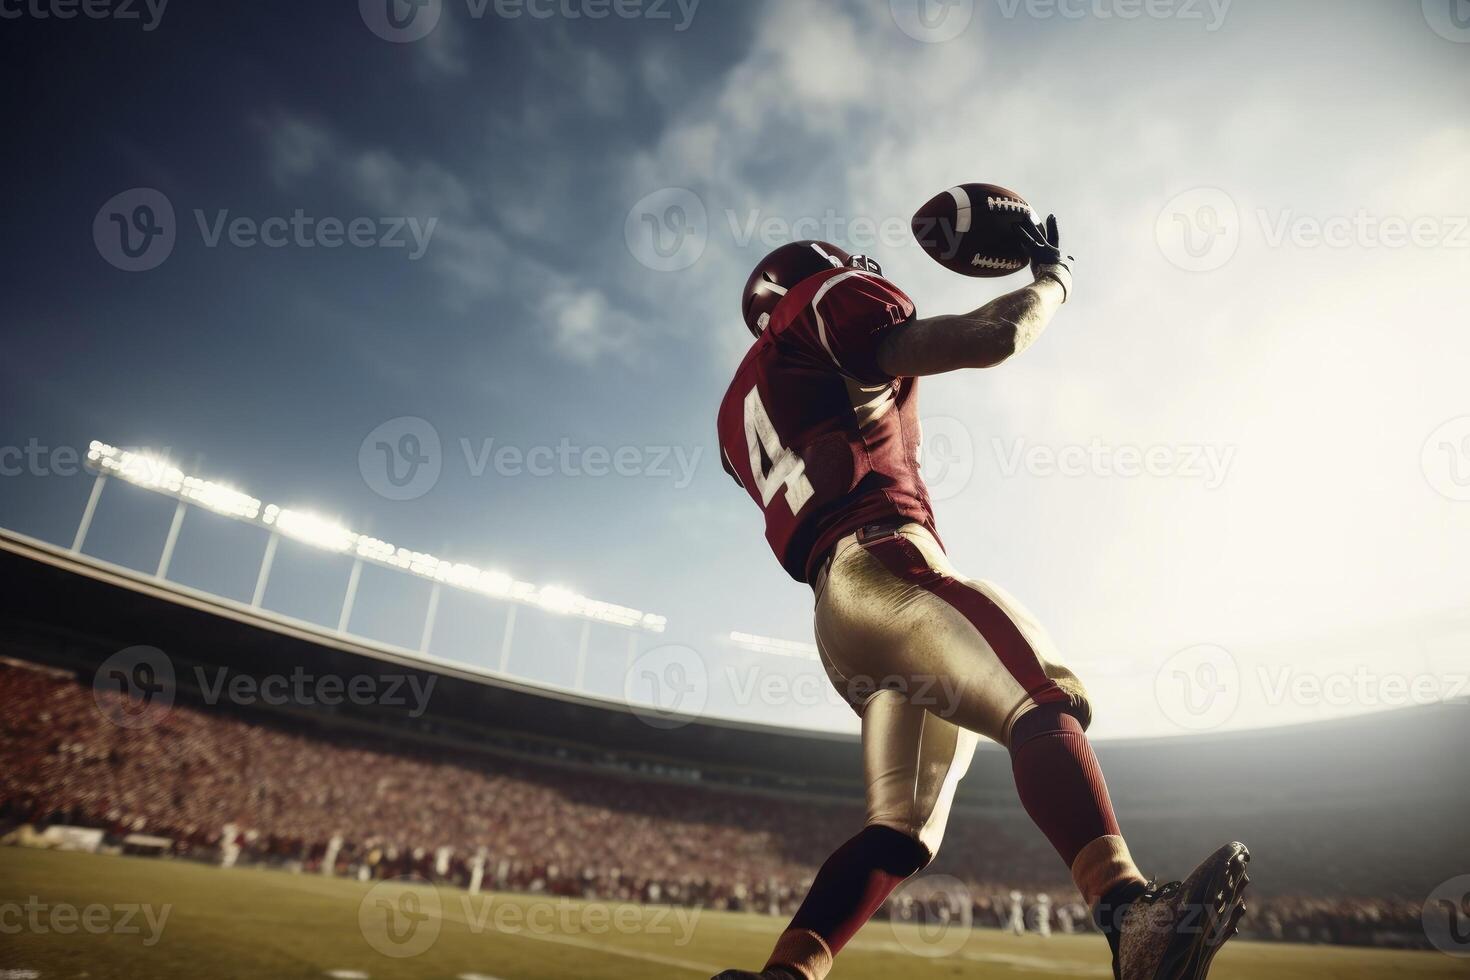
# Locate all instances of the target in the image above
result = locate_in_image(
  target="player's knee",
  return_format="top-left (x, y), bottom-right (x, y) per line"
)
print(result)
top-left (867, 793), bottom-right (965, 869)
top-left (1006, 691), bottom-right (1092, 755)
top-left (861, 822), bottom-right (935, 874)
top-left (1021, 664), bottom-right (1093, 737)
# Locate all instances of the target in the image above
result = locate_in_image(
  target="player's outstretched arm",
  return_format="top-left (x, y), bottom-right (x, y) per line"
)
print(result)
top-left (877, 214), bottom-right (1074, 376)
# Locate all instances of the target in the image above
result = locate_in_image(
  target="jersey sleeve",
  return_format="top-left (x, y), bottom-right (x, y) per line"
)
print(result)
top-left (809, 272), bottom-right (916, 384)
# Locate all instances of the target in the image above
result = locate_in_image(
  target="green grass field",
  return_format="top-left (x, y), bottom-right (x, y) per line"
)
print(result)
top-left (0, 849), bottom-right (1461, 980)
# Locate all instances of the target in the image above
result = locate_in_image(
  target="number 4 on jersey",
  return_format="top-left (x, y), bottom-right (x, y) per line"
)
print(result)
top-left (743, 387), bottom-right (815, 515)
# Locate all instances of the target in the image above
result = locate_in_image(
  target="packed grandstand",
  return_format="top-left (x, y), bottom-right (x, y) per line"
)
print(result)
top-left (0, 530), bottom-right (1465, 954)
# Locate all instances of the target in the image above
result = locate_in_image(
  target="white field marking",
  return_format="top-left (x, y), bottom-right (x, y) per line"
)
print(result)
top-left (848, 937), bottom-right (1109, 976)
top-left (458, 974), bottom-right (507, 980)
top-left (325, 972), bottom-right (369, 979)
top-left (0, 971), bottom-right (41, 980)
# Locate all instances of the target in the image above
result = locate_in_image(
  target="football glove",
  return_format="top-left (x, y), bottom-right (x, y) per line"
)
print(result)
top-left (1016, 213), bottom-right (1074, 303)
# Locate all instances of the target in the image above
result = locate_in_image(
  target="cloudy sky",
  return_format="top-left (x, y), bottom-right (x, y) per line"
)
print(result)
top-left (1, 0), bottom-right (1467, 737)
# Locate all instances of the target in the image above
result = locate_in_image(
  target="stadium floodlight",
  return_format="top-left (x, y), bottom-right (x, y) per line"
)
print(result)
top-left (83, 440), bottom-right (667, 634)
top-left (728, 631), bottom-right (819, 660)
top-left (88, 444), bottom-right (263, 520)
top-left (262, 506), bottom-right (355, 552)
top-left (180, 477), bottom-right (262, 520)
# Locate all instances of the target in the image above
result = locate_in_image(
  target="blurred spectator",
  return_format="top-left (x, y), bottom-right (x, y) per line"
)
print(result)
top-left (0, 661), bottom-right (1435, 947)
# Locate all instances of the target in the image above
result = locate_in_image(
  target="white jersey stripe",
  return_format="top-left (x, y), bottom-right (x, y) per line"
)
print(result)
top-left (810, 269), bottom-right (870, 374)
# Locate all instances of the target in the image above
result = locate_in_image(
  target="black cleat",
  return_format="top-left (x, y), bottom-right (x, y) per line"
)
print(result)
top-left (1113, 841), bottom-right (1251, 980)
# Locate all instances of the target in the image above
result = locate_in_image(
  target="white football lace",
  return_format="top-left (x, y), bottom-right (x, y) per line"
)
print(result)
top-left (970, 254), bottom-right (1026, 270)
top-left (986, 196), bottom-right (1030, 214)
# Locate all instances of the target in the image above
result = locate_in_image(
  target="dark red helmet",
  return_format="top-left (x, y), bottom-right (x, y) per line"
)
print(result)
top-left (741, 240), bottom-right (883, 337)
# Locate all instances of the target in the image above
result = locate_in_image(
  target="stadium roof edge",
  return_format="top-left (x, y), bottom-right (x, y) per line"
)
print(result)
top-left (1, 528), bottom-right (1461, 758)
top-left (0, 526), bottom-right (857, 745)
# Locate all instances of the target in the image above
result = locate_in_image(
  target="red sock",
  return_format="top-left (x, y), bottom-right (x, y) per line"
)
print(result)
top-left (786, 825), bottom-right (927, 954)
top-left (1008, 703), bottom-right (1123, 868)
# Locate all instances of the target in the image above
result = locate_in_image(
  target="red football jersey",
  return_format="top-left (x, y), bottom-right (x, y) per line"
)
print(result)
top-left (717, 267), bottom-right (940, 582)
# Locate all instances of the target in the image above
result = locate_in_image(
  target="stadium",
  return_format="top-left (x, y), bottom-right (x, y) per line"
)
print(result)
top-left (0, 444), bottom-right (1466, 978)
top-left (5, 2), bottom-right (1470, 979)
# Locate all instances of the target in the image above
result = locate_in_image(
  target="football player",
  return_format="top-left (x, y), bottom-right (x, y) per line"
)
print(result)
top-left (712, 221), bottom-right (1250, 980)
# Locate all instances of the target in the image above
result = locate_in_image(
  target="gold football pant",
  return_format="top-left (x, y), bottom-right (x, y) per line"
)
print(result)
top-left (812, 522), bottom-right (1092, 860)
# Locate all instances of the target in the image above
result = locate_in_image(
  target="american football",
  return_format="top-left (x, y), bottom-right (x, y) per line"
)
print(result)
top-left (3, 4), bottom-right (1468, 980)
top-left (911, 183), bottom-right (1041, 277)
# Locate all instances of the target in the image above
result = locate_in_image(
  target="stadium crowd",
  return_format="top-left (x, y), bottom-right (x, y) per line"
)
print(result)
top-left (0, 660), bottom-right (1436, 948)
